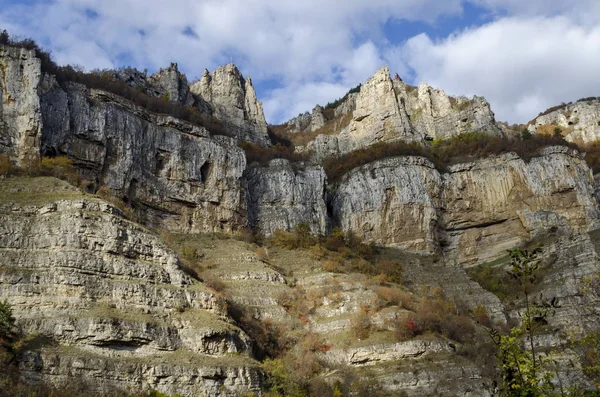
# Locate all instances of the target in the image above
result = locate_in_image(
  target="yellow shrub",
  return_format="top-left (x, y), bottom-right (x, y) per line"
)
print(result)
top-left (39, 156), bottom-right (79, 185)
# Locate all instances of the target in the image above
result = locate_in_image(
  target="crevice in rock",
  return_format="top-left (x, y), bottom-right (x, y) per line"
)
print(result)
top-left (445, 218), bottom-right (508, 232)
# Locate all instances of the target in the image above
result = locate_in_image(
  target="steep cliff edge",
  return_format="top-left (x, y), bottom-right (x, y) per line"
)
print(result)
top-left (0, 45), bottom-right (41, 167)
top-left (245, 159), bottom-right (328, 236)
top-left (331, 146), bottom-right (600, 265)
top-left (40, 80), bottom-right (248, 235)
top-left (0, 177), bottom-right (261, 396)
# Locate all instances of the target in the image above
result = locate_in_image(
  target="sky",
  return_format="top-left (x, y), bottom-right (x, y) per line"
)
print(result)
top-left (1, 0), bottom-right (599, 125)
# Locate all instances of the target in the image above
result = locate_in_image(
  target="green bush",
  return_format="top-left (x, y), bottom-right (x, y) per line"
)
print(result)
top-left (0, 300), bottom-right (16, 343)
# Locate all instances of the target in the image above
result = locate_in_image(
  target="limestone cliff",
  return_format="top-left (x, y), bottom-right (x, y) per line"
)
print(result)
top-left (301, 66), bottom-right (500, 160)
top-left (0, 177), bottom-right (261, 396)
top-left (331, 146), bottom-right (600, 265)
top-left (528, 98), bottom-right (600, 144)
top-left (245, 159), bottom-right (328, 236)
top-left (40, 80), bottom-right (247, 235)
top-left (190, 65), bottom-right (270, 146)
top-left (0, 45), bottom-right (42, 166)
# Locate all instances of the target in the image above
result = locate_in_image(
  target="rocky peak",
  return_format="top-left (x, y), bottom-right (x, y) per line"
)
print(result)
top-left (528, 98), bottom-right (600, 144)
top-left (147, 62), bottom-right (194, 106)
top-left (190, 64), bottom-right (269, 146)
top-left (297, 65), bottom-right (500, 160)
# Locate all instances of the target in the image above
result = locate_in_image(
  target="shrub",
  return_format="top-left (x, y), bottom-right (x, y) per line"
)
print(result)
top-left (373, 286), bottom-right (403, 308)
top-left (182, 246), bottom-right (200, 261)
top-left (201, 271), bottom-right (226, 292)
top-left (472, 304), bottom-right (492, 327)
top-left (96, 185), bottom-right (112, 200)
top-left (38, 156), bottom-right (80, 185)
top-left (270, 224), bottom-right (317, 250)
top-left (0, 154), bottom-right (11, 177)
top-left (241, 142), bottom-right (308, 166)
top-left (394, 317), bottom-right (421, 341)
top-left (350, 308), bottom-right (371, 340)
top-left (441, 315), bottom-right (475, 343)
top-left (256, 247), bottom-right (270, 263)
top-left (323, 132), bottom-right (577, 183)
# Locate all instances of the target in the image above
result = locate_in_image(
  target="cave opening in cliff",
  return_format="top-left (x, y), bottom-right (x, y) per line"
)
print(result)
top-left (200, 161), bottom-right (211, 183)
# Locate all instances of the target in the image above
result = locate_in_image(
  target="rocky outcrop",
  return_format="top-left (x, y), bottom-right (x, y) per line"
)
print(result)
top-left (286, 105), bottom-right (328, 133)
top-left (147, 63), bottom-right (195, 106)
top-left (345, 66), bottom-right (414, 149)
top-left (300, 66), bottom-right (500, 160)
top-left (40, 82), bottom-right (247, 234)
top-left (331, 147), bottom-right (600, 264)
top-left (190, 65), bottom-right (269, 146)
top-left (0, 44), bottom-right (42, 166)
top-left (245, 159), bottom-right (328, 235)
top-left (402, 82), bottom-right (499, 141)
top-left (528, 99), bottom-right (600, 144)
top-left (0, 177), bottom-right (261, 396)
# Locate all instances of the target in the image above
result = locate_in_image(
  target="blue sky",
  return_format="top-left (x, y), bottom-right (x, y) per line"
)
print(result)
top-left (1, 0), bottom-right (599, 124)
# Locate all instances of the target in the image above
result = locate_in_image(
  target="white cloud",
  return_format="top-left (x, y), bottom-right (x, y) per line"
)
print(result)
top-left (389, 16), bottom-right (600, 123)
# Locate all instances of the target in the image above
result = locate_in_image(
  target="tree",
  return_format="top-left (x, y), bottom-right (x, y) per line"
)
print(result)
top-left (0, 300), bottom-right (16, 342)
top-left (490, 248), bottom-right (558, 396)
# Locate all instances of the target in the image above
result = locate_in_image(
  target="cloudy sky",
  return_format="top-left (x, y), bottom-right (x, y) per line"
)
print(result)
top-left (1, 0), bottom-right (599, 124)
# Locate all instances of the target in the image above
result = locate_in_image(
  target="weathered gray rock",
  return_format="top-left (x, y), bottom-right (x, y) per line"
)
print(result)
top-left (442, 146), bottom-right (600, 265)
top-left (402, 82), bottom-right (500, 140)
top-left (308, 105), bottom-right (326, 132)
top-left (40, 83), bottom-right (248, 234)
top-left (330, 156), bottom-right (441, 253)
top-left (331, 146), bottom-right (600, 265)
top-left (0, 44), bottom-right (42, 166)
top-left (286, 111), bottom-right (311, 133)
top-left (147, 62), bottom-right (194, 106)
top-left (190, 65), bottom-right (269, 146)
top-left (245, 159), bottom-right (328, 235)
top-left (528, 99), bottom-right (600, 144)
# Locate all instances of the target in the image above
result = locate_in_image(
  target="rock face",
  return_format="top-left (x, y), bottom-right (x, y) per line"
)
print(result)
top-left (331, 146), bottom-right (600, 264)
top-left (404, 82), bottom-right (498, 141)
top-left (0, 177), bottom-right (261, 396)
top-left (147, 63), bottom-right (195, 106)
top-left (190, 65), bottom-right (270, 146)
top-left (330, 156), bottom-right (441, 253)
top-left (301, 66), bottom-right (500, 160)
top-left (286, 105), bottom-right (328, 133)
top-left (528, 99), bottom-right (600, 144)
top-left (40, 81), bottom-right (247, 234)
top-left (245, 159), bottom-right (328, 235)
top-left (0, 44), bottom-right (42, 166)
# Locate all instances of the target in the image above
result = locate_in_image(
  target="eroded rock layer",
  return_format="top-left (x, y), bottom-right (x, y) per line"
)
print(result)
top-left (0, 177), bottom-right (261, 396)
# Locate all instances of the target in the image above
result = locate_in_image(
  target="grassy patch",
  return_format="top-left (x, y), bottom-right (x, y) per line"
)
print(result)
top-left (0, 177), bottom-right (85, 206)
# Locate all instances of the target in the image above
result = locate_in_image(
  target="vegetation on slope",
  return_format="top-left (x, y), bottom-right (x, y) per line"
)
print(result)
top-left (323, 132), bottom-right (577, 183)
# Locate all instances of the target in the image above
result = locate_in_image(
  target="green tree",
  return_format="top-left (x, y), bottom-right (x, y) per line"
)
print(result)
top-left (490, 248), bottom-right (558, 396)
top-left (0, 300), bottom-right (16, 342)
